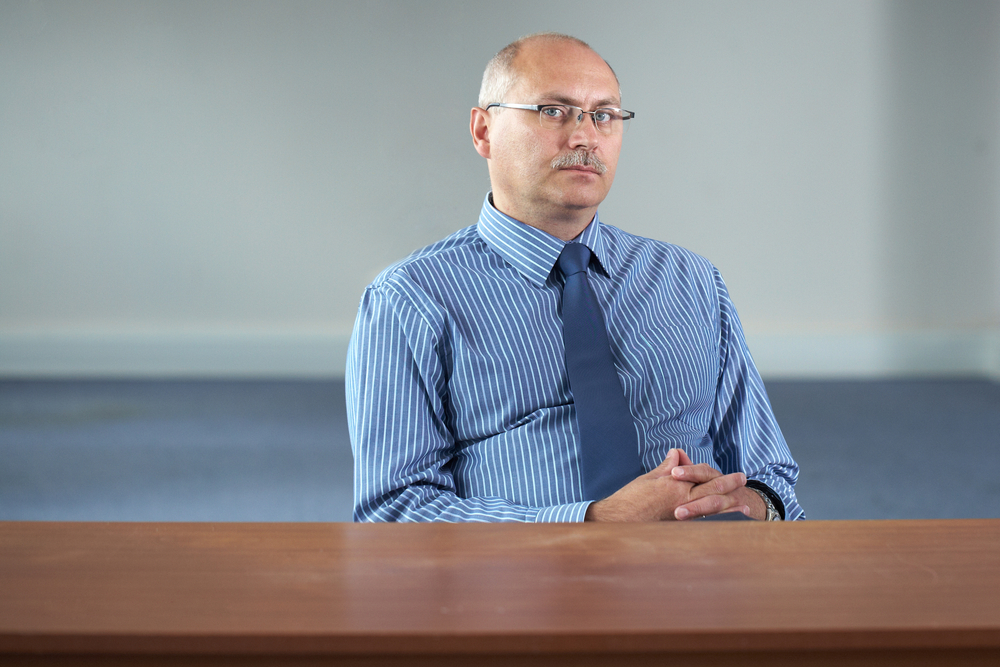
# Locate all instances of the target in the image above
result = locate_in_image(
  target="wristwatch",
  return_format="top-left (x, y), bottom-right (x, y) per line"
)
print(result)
top-left (749, 487), bottom-right (781, 521)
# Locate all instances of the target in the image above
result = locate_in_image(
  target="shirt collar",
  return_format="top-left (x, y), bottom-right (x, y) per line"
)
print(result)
top-left (476, 193), bottom-right (612, 287)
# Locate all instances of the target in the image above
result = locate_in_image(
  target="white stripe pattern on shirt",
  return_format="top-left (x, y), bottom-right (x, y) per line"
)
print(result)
top-left (346, 194), bottom-right (803, 522)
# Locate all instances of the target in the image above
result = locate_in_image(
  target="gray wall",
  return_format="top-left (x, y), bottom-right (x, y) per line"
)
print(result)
top-left (2, 0), bottom-right (999, 377)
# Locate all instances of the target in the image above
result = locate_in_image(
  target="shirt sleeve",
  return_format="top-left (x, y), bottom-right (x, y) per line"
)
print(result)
top-left (346, 278), bottom-right (592, 523)
top-left (708, 269), bottom-right (805, 520)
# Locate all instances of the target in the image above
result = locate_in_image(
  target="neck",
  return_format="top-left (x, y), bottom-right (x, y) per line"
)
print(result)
top-left (490, 194), bottom-right (596, 241)
top-left (534, 217), bottom-right (593, 242)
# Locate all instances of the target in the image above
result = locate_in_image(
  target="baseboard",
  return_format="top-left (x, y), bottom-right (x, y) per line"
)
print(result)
top-left (747, 330), bottom-right (1000, 380)
top-left (0, 330), bottom-right (351, 378)
top-left (1, 329), bottom-right (998, 380)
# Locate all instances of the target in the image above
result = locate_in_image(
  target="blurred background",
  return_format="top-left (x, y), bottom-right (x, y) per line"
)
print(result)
top-left (2, 0), bottom-right (999, 521)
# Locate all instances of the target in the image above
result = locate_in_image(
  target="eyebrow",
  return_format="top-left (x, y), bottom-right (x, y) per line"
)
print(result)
top-left (536, 93), bottom-right (622, 108)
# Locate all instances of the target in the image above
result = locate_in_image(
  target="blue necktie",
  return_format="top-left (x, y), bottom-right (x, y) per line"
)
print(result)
top-left (558, 242), bottom-right (645, 500)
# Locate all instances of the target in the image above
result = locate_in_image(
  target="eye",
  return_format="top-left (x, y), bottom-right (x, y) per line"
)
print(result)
top-left (540, 106), bottom-right (568, 119)
top-left (593, 109), bottom-right (617, 123)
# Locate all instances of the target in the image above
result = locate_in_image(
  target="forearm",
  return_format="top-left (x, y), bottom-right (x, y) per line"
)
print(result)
top-left (356, 483), bottom-right (590, 523)
top-left (712, 270), bottom-right (804, 520)
top-left (349, 358), bottom-right (590, 522)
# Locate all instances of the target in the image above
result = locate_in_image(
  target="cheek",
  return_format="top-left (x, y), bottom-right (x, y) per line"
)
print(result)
top-left (602, 144), bottom-right (622, 178)
top-left (605, 160), bottom-right (618, 181)
top-left (496, 135), bottom-right (549, 179)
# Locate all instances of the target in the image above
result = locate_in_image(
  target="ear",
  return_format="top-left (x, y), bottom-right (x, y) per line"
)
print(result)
top-left (470, 107), bottom-right (492, 159)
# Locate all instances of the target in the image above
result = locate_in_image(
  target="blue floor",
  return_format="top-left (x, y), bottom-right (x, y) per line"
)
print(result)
top-left (767, 379), bottom-right (1000, 520)
top-left (1, 378), bottom-right (998, 521)
top-left (0, 380), bottom-right (354, 522)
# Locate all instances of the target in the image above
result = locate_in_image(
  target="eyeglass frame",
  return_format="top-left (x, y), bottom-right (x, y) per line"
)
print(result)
top-left (484, 103), bottom-right (635, 134)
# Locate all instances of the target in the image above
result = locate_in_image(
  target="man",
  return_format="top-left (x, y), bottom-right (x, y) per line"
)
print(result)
top-left (347, 33), bottom-right (803, 523)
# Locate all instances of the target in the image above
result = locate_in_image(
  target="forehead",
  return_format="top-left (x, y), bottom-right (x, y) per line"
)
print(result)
top-left (509, 40), bottom-right (621, 106)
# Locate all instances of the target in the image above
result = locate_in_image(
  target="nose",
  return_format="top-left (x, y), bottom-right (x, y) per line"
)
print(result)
top-left (567, 111), bottom-right (600, 149)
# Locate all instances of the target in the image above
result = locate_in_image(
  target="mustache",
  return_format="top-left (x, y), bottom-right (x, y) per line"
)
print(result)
top-left (550, 150), bottom-right (608, 174)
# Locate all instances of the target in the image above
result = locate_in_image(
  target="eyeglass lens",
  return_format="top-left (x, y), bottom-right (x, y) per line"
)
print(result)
top-left (537, 106), bottom-right (629, 135)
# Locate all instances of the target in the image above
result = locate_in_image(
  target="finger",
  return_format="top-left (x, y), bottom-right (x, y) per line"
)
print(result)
top-left (687, 471), bottom-right (747, 500)
top-left (674, 493), bottom-right (749, 521)
top-left (671, 463), bottom-right (723, 484)
top-left (653, 449), bottom-right (682, 475)
top-left (691, 506), bottom-right (753, 520)
top-left (715, 505), bottom-right (752, 517)
top-left (675, 448), bottom-right (694, 466)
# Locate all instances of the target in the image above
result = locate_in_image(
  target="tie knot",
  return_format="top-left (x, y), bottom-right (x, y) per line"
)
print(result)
top-left (558, 243), bottom-right (591, 277)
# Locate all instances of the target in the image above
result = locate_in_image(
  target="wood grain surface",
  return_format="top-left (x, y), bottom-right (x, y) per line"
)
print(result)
top-left (1, 520), bottom-right (998, 665)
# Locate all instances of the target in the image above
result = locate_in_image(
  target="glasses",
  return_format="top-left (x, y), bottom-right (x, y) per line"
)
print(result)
top-left (485, 103), bottom-right (634, 135)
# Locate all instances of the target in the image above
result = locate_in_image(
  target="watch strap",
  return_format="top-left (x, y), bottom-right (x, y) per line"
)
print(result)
top-left (746, 480), bottom-right (785, 520)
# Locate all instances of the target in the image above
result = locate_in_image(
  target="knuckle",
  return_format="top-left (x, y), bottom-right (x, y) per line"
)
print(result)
top-left (707, 496), bottom-right (726, 513)
top-left (706, 476), bottom-right (728, 495)
top-left (721, 474), bottom-right (740, 493)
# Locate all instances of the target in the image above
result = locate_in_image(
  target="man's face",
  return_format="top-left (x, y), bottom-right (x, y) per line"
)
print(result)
top-left (484, 40), bottom-right (623, 229)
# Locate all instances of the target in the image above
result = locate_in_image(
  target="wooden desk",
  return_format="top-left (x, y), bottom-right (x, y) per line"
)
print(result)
top-left (1, 520), bottom-right (998, 666)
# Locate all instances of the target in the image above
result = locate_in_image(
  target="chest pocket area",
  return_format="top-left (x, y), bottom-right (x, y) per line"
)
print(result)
top-left (617, 324), bottom-right (718, 426)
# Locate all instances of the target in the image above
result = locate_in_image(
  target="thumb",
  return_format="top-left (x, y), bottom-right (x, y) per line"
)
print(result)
top-left (656, 448), bottom-right (681, 472)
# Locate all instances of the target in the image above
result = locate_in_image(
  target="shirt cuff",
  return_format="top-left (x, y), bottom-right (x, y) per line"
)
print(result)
top-left (529, 501), bottom-right (592, 523)
top-left (747, 475), bottom-right (804, 521)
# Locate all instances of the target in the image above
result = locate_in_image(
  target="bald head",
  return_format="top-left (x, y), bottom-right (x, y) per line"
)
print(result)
top-left (469, 34), bottom-right (625, 239)
top-left (478, 33), bottom-right (620, 109)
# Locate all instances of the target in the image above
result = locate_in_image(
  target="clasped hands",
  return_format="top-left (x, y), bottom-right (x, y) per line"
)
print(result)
top-left (584, 448), bottom-right (765, 522)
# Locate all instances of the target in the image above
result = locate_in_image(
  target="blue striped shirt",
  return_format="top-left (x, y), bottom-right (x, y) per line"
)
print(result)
top-left (346, 194), bottom-right (803, 522)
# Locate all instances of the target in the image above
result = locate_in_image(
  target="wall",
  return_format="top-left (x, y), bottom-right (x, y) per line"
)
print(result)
top-left (1, 0), bottom-right (998, 377)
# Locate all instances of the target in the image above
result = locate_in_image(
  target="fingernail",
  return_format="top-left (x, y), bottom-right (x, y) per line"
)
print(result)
top-left (676, 508), bottom-right (689, 520)
top-left (672, 468), bottom-right (684, 478)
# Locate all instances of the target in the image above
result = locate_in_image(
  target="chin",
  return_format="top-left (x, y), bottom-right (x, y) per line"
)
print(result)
top-left (558, 190), bottom-right (608, 211)
top-left (558, 180), bottom-right (612, 207)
